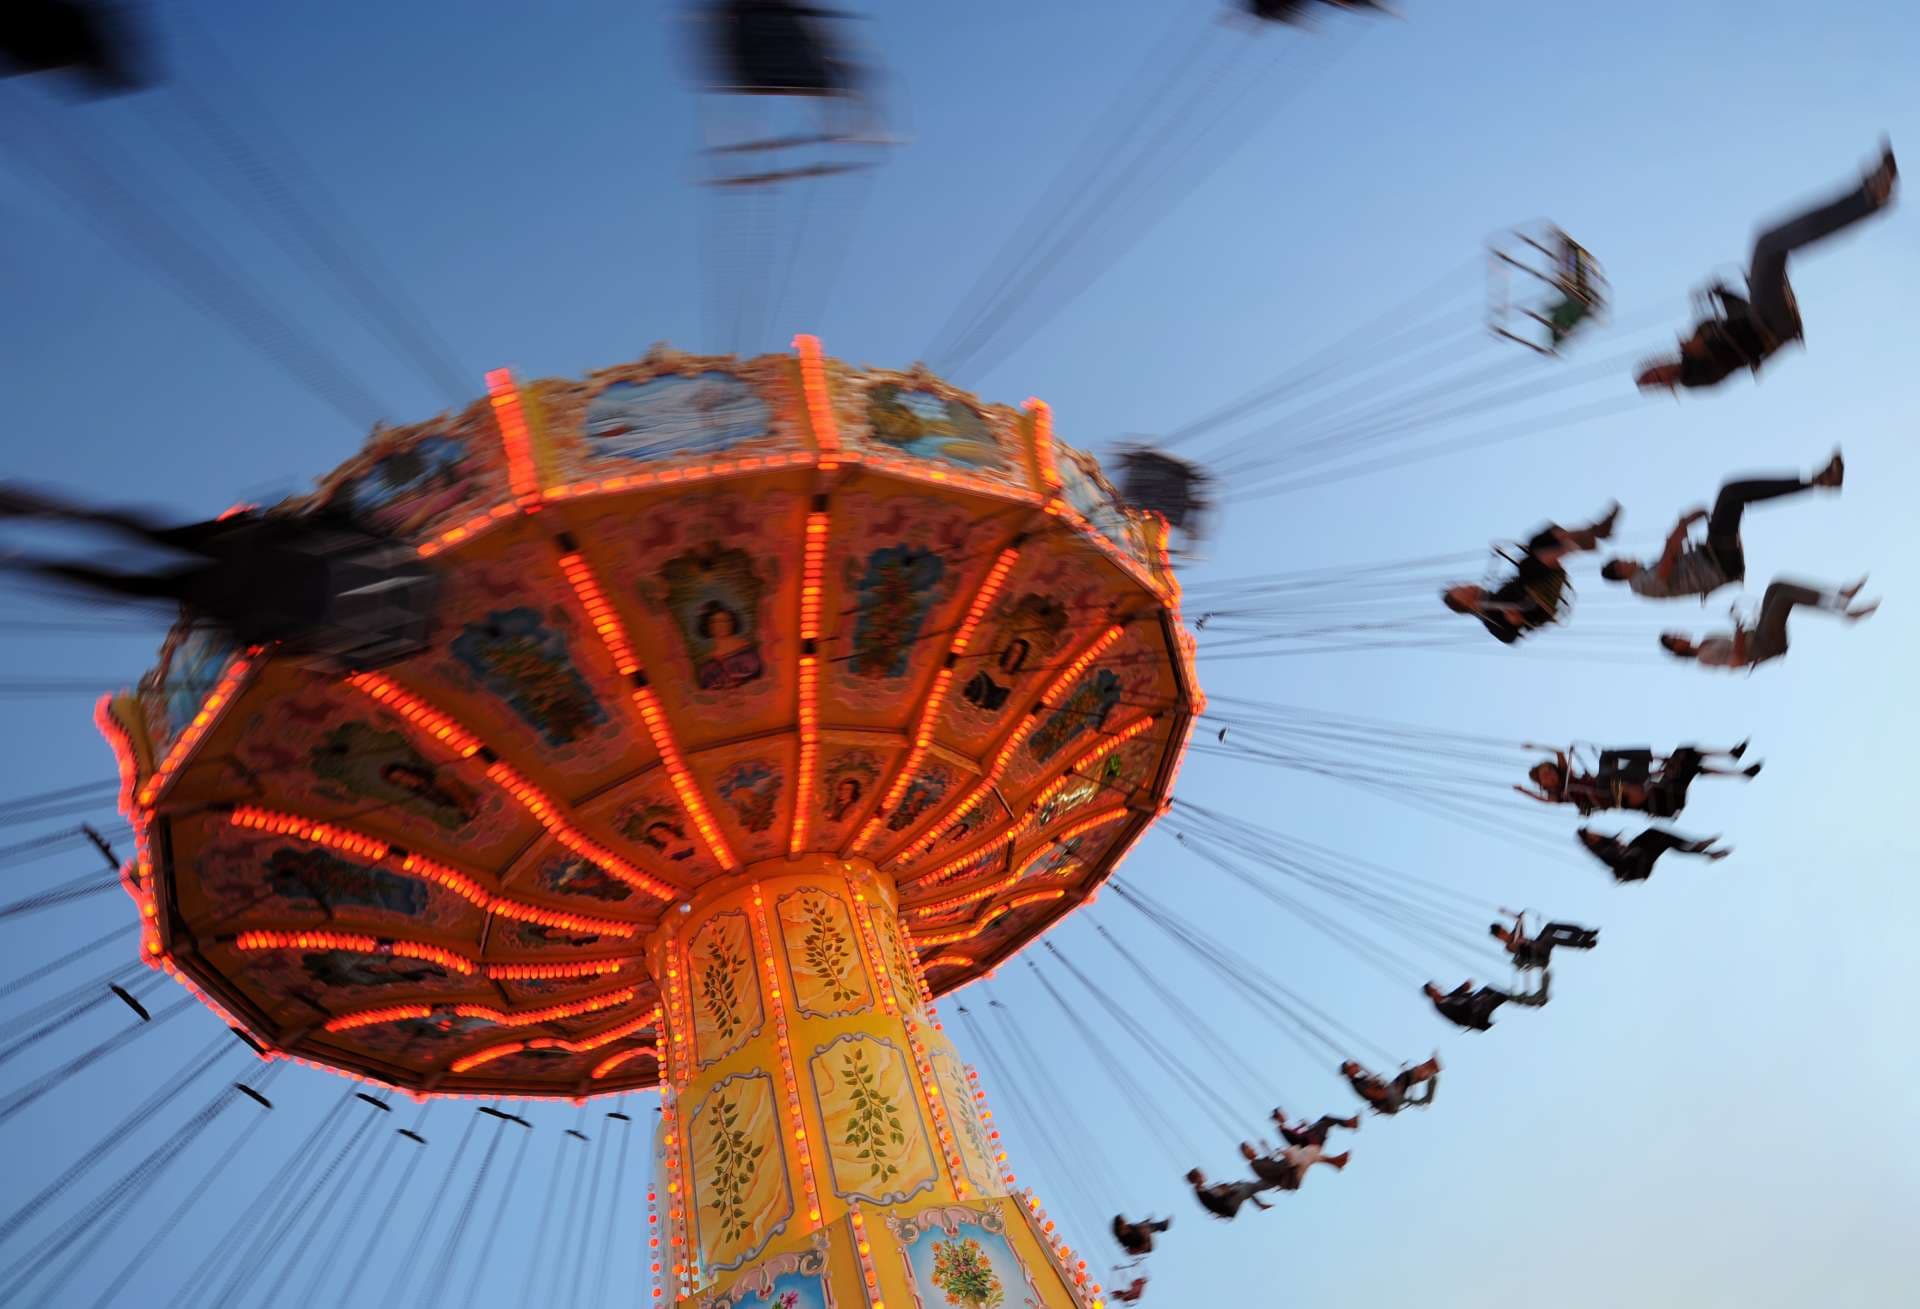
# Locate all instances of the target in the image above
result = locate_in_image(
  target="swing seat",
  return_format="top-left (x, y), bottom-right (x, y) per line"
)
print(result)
top-left (1116, 447), bottom-right (1214, 533)
top-left (1489, 223), bottom-right (1609, 356)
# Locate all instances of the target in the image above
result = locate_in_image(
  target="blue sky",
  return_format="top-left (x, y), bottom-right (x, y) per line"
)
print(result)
top-left (2, 1), bottom-right (1917, 1305)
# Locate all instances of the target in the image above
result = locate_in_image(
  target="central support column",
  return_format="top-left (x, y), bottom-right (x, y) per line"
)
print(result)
top-left (645, 857), bottom-right (1099, 1308)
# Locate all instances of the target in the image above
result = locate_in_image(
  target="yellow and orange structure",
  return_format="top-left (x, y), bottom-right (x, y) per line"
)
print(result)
top-left (95, 337), bottom-right (1201, 1308)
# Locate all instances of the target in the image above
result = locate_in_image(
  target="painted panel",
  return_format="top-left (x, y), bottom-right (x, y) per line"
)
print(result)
top-left (809, 1034), bottom-right (938, 1206)
top-left (889, 1205), bottom-right (1049, 1309)
top-left (690, 911), bottom-right (765, 1068)
top-left (690, 1070), bottom-right (794, 1275)
top-left (774, 887), bottom-right (873, 1020)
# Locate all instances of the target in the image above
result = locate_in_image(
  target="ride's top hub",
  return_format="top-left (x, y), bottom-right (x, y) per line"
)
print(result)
top-left (98, 340), bottom-right (1199, 1099)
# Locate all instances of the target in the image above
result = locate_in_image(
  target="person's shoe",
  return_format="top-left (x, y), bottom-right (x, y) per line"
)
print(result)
top-left (1340, 1116), bottom-right (1361, 1131)
top-left (1730, 739), bottom-right (1750, 759)
top-left (1742, 762), bottom-right (1764, 778)
top-left (1596, 500), bottom-right (1622, 538)
top-left (1840, 575), bottom-right (1870, 603)
top-left (1325, 1152), bottom-right (1352, 1170)
top-left (1813, 450), bottom-right (1844, 488)
top-left (1866, 137), bottom-right (1898, 206)
top-left (1706, 847), bottom-right (1733, 861)
top-left (1847, 600), bottom-right (1881, 622)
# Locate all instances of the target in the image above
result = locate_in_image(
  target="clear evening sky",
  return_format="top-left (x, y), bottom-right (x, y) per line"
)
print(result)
top-left (2, 2), bottom-right (1916, 1305)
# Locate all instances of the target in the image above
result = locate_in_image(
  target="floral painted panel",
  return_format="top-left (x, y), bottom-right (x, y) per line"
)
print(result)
top-left (689, 1071), bottom-right (793, 1275)
top-left (809, 1034), bottom-right (937, 1206)
top-left (889, 1205), bottom-right (1048, 1309)
top-left (774, 888), bottom-right (872, 1020)
top-left (931, 1049), bottom-right (998, 1197)
top-left (690, 911), bottom-right (764, 1069)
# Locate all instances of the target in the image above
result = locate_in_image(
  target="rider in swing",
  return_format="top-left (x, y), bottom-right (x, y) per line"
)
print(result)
top-left (1441, 503), bottom-right (1620, 644)
top-left (1636, 140), bottom-right (1896, 392)
top-left (1514, 742), bottom-right (1759, 818)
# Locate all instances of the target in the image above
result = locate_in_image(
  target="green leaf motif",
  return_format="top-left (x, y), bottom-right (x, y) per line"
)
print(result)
top-left (703, 1091), bottom-right (762, 1246)
top-left (700, 931), bottom-right (747, 1043)
top-left (801, 897), bottom-right (862, 1005)
top-left (841, 1046), bottom-right (906, 1185)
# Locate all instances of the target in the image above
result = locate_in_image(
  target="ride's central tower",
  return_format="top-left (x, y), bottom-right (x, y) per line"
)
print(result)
top-left (647, 859), bottom-right (1096, 1308)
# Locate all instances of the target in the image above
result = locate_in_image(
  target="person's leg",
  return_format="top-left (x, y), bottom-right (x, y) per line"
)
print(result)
top-left (1749, 580), bottom-right (1826, 664)
top-left (1706, 476), bottom-right (1821, 543)
top-left (1629, 828), bottom-right (1692, 859)
top-left (1749, 172), bottom-right (1890, 332)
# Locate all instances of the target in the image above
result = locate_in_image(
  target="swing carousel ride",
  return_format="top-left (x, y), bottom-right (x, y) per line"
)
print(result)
top-left (6, 0), bottom-right (1890, 1305)
top-left (95, 344), bottom-right (1197, 1306)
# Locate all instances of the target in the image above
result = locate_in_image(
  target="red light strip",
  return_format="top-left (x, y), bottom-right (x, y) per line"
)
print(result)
top-left (850, 544), bottom-right (1024, 854)
top-left (1007, 889), bottom-right (1066, 910)
top-left (451, 987), bottom-right (636, 1027)
top-left (910, 903), bottom-right (1013, 948)
top-left (789, 510), bottom-right (830, 855)
top-left (344, 672), bottom-right (485, 757)
top-left (592, 1045), bottom-right (661, 1080)
top-left (556, 552), bottom-right (640, 676)
top-left (442, 999), bottom-right (658, 1072)
top-left (893, 622), bottom-right (1125, 862)
top-left (749, 884), bottom-right (824, 1224)
top-left (792, 335), bottom-right (842, 466)
top-left (846, 887), bottom-right (966, 1195)
top-left (485, 959), bottom-right (626, 980)
top-left (324, 1004), bottom-right (432, 1032)
top-left (484, 367), bottom-right (544, 511)
top-left (907, 866), bottom-right (1028, 920)
top-left (138, 647), bottom-right (261, 807)
top-left (226, 807), bottom-right (641, 935)
top-left (1025, 397), bottom-right (1063, 492)
top-left (482, 761), bottom-right (677, 900)
top-left (924, 953), bottom-right (974, 970)
top-left (234, 929), bottom-right (476, 974)
top-left (93, 694), bottom-right (140, 821)
top-left (848, 1205), bottom-right (885, 1307)
top-left (629, 685), bottom-right (737, 869)
top-left (1015, 715), bottom-right (1157, 838)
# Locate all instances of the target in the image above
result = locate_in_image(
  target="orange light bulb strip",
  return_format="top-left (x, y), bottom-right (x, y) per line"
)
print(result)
top-left (138, 647), bottom-right (262, 808)
top-left (910, 903), bottom-right (1012, 949)
top-left (924, 954), bottom-right (975, 971)
top-left (964, 1066), bottom-right (1017, 1189)
top-left (233, 930), bottom-right (476, 975)
top-left (324, 1004), bottom-right (433, 1032)
top-left (1041, 805), bottom-right (1133, 850)
top-left (748, 885), bottom-right (824, 1225)
top-left (1007, 889), bottom-right (1067, 910)
top-left (484, 368), bottom-right (544, 511)
top-left (1015, 715), bottom-right (1157, 838)
top-left (646, 1181), bottom-right (663, 1302)
top-left (451, 987), bottom-right (637, 1027)
top-left (485, 959), bottom-right (626, 981)
top-left (789, 509), bottom-right (831, 855)
top-left (792, 335), bottom-right (842, 466)
top-left (851, 543), bottom-right (1023, 854)
top-left (482, 761), bottom-right (677, 901)
top-left (906, 866), bottom-right (1029, 920)
top-left (849, 1205), bottom-right (886, 1309)
top-left (658, 935), bottom-right (693, 1298)
top-left (892, 622), bottom-right (1125, 864)
top-left (443, 1002), bottom-right (657, 1072)
top-left (556, 552), bottom-right (640, 676)
top-left (846, 886), bottom-right (965, 1195)
top-left (1025, 398), bottom-right (1063, 492)
top-left (591, 1044), bottom-right (660, 1080)
top-left (226, 807), bottom-right (640, 936)
top-left (905, 845), bottom-right (1007, 893)
top-left (93, 695), bottom-right (140, 821)
top-left (416, 501), bottom-right (521, 559)
top-left (343, 673), bottom-right (485, 757)
top-left (629, 685), bottom-right (738, 870)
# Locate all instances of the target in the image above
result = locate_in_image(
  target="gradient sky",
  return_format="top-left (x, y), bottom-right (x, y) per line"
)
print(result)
top-left (2, 2), bottom-right (1918, 1306)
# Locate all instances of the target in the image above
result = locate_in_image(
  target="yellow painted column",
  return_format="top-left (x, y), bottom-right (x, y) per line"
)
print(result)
top-left (646, 857), bottom-right (1102, 1309)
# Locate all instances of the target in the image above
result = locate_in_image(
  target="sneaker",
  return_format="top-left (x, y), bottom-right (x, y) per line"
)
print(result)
top-left (1866, 137), bottom-right (1898, 205)
top-left (1729, 739), bottom-right (1750, 760)
top-left (1813, 451), bottom-right (1844, 489)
